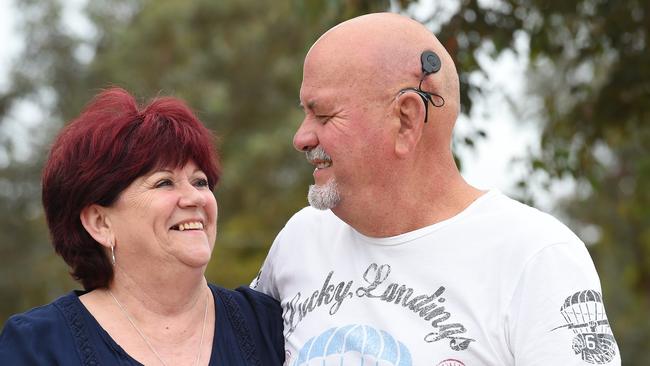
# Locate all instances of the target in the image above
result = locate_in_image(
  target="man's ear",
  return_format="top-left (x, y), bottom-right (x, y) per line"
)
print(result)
top-left (80, 204), bottom-right (113, 249)
top-left (394, 92), bottom-right (425, 157)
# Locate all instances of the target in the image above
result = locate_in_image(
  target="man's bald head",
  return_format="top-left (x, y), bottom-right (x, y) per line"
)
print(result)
top-left (295, 13), bottom-right (476, 235)
top-left (304, 13), bottom-right (460, 122)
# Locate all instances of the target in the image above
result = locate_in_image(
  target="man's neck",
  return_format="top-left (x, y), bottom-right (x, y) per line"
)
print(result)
top-left (334, 174), bottom-right (484, 238)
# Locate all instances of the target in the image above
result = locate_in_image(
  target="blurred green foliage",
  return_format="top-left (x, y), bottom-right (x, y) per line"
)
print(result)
top-left (1, 0), bottom-right (649, 364)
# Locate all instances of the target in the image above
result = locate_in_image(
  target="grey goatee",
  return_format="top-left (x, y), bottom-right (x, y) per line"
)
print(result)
top-left (305, 146), bottom-right (341, 210)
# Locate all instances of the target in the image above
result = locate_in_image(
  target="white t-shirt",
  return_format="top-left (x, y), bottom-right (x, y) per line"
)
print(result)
top-left (252, 191), bottom-right (620, 365)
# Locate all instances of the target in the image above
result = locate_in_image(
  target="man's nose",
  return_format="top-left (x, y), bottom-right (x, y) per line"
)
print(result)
top-left (293, 119), bottom-right (318, 152)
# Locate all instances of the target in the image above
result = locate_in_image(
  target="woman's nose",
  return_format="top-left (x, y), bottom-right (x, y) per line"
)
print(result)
top-left (178, 181), bottom-right (206, 207)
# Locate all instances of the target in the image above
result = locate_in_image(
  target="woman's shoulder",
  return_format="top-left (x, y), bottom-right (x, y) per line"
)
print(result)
top-left (209, 284), bottom-right (284, 365)
top-left (209, 284), bottom-right (282, 328)
top-left (212, 284), bottom-right (279, 308)
top-left (0, 292), bottom-right (80, 363)
top-left (2, 292), bottom-right (77, 333)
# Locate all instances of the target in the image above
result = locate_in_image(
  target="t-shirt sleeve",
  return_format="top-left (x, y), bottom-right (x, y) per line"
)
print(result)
top-left (507, 241), bottom-right (621, 365)
top-left (249, 227), bottom-right (284, 300)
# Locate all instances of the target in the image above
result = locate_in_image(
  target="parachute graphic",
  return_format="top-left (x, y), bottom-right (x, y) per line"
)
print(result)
top-left (292, 324), bottom-right (412, 366)
top-left (554, 290), bottom-right (617, 364)
top-left (435, 359), bottom-right (465, 366)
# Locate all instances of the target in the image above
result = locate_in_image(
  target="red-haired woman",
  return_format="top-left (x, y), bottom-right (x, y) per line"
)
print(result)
top-left (0, 88), bottom-right (284, 365)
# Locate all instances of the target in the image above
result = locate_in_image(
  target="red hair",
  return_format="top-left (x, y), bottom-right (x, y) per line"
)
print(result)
top-left (42, 87), bottom-right (220, 290)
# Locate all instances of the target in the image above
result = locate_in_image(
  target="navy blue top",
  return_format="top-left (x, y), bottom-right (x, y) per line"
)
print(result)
top-left (0, 285), bottom-right (284, 365)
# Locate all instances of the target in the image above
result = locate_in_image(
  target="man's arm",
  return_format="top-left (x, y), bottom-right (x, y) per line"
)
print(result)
top-left (507, 240), bottom-right (620, 365)
top-left (250, 228), bottom-right (284, 300)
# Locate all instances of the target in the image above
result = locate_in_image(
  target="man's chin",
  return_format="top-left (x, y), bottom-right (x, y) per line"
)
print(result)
top-left (307, 179), bottom-right (341, 210)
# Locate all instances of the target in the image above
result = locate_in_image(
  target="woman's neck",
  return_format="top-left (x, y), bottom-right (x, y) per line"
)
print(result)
top-left (109, 262), bottom-right (209, 318)
top-left (79, 262), bottom-right (215, 365)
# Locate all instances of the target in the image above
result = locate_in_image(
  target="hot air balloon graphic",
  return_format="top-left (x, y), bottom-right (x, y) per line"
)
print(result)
top-left (552, 290), bottom-right (617, 364)
top-left (292, 324), bottom-right (412, 366)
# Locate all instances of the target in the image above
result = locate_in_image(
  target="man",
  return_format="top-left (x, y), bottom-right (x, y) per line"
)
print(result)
top-left (252, 12), bottom-right (620, 365)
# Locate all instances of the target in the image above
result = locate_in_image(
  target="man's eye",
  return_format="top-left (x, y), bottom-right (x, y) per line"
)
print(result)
top-left (154, 179), bottom-right (173, 188)
top-left (315, 115), bottom-right (332, 123)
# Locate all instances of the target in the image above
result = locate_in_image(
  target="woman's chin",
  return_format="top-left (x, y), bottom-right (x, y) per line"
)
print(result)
top-left (177, 247), bottom-right (213, 269)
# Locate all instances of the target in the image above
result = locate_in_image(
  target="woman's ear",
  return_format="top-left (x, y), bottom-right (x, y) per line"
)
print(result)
top-left (80, 204), bottom-right (113, 249)
top-left (394, 92), bottom-right (426, 157)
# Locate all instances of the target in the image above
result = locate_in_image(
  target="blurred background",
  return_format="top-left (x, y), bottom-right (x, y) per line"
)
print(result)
top-left (0, 0), bottom-right (648, 363)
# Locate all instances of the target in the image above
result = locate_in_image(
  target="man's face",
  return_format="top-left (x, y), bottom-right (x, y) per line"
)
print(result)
top-left (294, 47), bottom-right (395, 213)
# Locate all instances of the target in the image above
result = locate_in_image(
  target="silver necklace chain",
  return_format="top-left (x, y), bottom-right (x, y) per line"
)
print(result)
top-left (107, 288), bottom-right (209, 366)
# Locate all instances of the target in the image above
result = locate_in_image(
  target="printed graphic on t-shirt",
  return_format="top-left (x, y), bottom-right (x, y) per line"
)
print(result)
top-left (282, 263), bottom-right (475, 353)
top-left (291, 324), bottom-right (412, 366)
top-left (435, 359), bottom-right (466, 366)
top-left (551, 289), bottom-right (617, 364)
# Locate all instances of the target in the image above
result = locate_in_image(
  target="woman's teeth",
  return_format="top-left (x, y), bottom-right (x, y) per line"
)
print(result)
top-left (176, 222), bottom-right (203, 231)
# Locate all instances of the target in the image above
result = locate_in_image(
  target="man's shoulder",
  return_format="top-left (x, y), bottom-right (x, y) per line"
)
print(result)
top-left (284, 206), bottom-right (342, 229)
top-left (265, 207), bottom-right (346, 263)
top-left (483, 191), bottom-right (574, 229)
top-left (468, 191), bottom-right (582, 250)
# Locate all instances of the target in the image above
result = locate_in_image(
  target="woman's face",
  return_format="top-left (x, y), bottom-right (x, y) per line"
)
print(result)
top-left (107, 160), bottom-right (218, 270)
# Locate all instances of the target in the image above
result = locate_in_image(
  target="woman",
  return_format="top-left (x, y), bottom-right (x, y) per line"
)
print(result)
top-left (0, 88), bottom-right (284, 365)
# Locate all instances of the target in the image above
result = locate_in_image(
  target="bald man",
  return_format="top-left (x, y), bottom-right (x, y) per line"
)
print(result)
top-left (252, 13), bottom-right (620, 365)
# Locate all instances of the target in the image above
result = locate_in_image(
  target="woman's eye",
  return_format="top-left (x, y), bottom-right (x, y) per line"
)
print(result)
top-left (194, 178), bottom-right (209, 188)
top-left (154, 179), bottom-right (173, 188)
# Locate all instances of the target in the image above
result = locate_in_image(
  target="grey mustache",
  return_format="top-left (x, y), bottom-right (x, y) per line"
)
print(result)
top-left (306, 146), bottom-right (331, 162)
